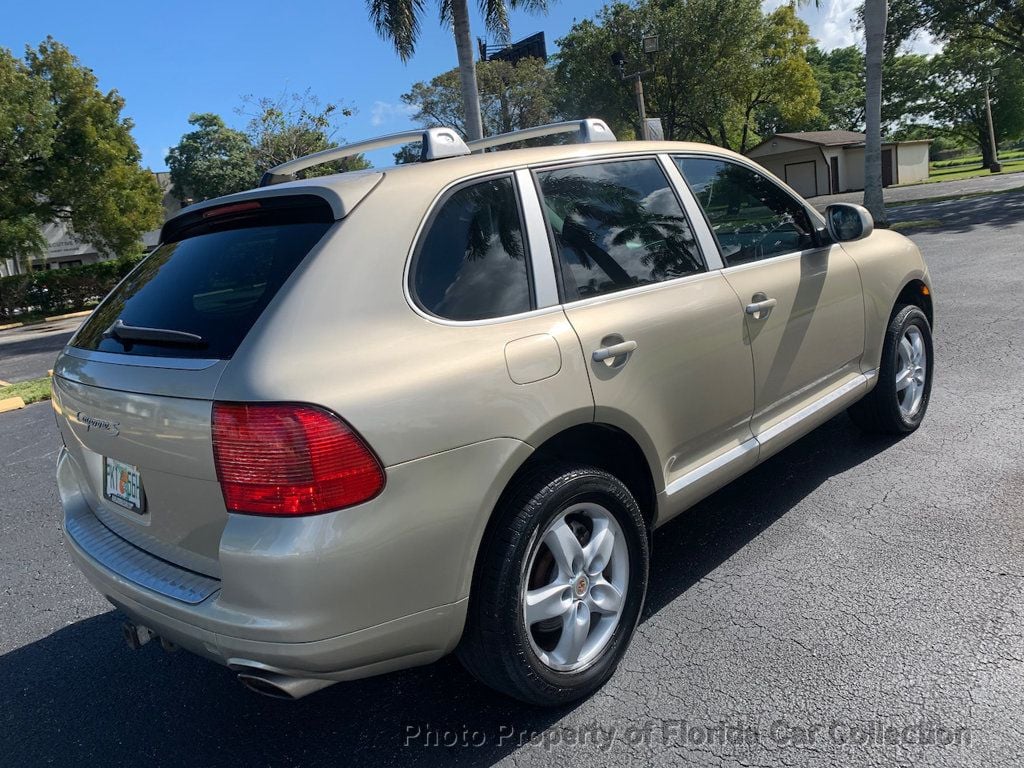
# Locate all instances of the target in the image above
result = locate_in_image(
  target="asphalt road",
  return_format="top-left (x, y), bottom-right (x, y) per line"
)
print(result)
top-left (810, 169), bottom-right (1024, 207)
top-left (2, 189), bottom-right (1023, 767)
top-left (0, 317), bottom-right (82, 383)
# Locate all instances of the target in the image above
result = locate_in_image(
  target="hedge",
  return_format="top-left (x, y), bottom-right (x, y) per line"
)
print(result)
top-left (0, 256), bottom-right (142, 321)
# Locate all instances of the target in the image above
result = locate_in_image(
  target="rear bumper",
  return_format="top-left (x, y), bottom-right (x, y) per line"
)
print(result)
top-left (58, 436), bottom-right (532, 679)
top-left (65, 523), bottom-right (465, 680)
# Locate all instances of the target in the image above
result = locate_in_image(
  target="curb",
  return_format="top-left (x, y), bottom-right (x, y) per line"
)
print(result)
top-left (44, 309), bottom-right (94, 322)
top-left (0, 396), bottom-right (26, 413)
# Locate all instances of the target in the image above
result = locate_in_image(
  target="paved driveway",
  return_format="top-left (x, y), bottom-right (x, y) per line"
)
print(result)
top-left (1, 190), bottom-right (1022, 767)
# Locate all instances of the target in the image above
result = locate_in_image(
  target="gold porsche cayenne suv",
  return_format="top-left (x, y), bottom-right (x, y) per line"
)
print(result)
top-left (53, 120), bottom-right (934, 706)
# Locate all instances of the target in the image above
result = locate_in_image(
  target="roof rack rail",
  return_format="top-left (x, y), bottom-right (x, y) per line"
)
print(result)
top-left (466, 118), bottom-right (616, 152)
top-left (258, 127), bottom-right (470, 187)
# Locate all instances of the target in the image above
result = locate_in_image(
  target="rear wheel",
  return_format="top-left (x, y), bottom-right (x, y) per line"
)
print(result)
top-left (848, 304), bottom-right (933, 434)
top-left (458, 465), bottom-right (649, 706)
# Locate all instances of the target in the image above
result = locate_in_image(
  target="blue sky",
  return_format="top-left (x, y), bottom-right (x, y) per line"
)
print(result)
top-left (2, 0), bottom-right (898, 171)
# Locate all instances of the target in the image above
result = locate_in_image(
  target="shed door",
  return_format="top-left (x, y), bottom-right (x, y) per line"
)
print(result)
top-left (784, 161), bottom-right (817, 198)
top-left (882, 148), bottom-right (895, 187)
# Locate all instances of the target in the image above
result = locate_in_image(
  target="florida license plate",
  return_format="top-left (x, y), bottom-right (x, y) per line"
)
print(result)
top-left (104, 457), bottom-right (144, 513)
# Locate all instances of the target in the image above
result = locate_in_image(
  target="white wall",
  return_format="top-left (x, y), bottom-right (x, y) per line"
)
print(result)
top-left (841, 147), bottom-right (865, 192)
top-left (749, 147), bottom-right (829, 198)
top-left (896, 142), bottom-right (931, 184)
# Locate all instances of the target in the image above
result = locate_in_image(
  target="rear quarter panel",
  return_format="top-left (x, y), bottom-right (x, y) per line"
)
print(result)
top-left (840, 229), bottom-right (931, 371)
top-left (214, 171), bottom-right (595, 467)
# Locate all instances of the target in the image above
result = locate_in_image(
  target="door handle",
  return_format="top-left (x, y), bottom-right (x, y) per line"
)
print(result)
top-left (744, 297), bottom-right (777, 317)
top-left (592, 340), bottom-right (638, 362)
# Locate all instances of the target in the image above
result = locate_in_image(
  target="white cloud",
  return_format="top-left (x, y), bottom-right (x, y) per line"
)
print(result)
top-left (767, 0), bottom-right (943, 54)
top-left (370, 100), bottom-right (416, 127)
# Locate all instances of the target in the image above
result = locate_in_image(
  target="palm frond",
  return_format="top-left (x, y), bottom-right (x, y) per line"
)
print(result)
top-left (366, 0), bottom-right (425, 61)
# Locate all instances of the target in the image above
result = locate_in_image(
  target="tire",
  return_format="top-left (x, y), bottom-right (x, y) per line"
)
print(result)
top-left (457, 464), bottom-right (649, 707)
top-left (848, 304), bottom-right (933, 434)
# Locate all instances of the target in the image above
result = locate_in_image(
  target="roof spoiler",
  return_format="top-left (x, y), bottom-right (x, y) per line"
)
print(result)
top-left (259, 127), bottom-right (470, 187)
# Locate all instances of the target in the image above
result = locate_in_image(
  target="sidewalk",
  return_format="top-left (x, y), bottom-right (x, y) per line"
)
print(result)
top-left (809, 170), bottom-right (1024, 209)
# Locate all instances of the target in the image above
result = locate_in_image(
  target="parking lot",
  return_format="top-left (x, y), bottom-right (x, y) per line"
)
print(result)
top-left (2, 188), bottom-right (1023, 767)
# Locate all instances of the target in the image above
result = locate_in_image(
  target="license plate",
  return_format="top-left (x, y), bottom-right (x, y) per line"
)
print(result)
top-left (104, 458), bottom-right (145, 514)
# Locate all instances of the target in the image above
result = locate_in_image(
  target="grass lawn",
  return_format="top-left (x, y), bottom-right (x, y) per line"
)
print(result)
top-left (0, 376), bottom-right (52, 405)
top-left (891, 218), bottom-right (942, 232)
top-left (917, 156), bottom-right (1024, 184)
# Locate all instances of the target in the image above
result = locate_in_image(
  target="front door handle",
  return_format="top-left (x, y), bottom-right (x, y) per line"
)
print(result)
top-left (592, 340), bottom-right (638, 362)
top-left (744, 296), bottom-right (777, 318)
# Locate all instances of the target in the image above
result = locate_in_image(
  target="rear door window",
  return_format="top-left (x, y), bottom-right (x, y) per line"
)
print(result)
top-left (71, 196), bottom-right (334, 359)
top-left (535, 158), bottom-right (704, 301)
top-left (411, 175), bottom-right (533, 321)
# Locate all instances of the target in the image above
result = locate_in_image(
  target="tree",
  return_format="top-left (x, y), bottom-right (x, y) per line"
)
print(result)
top-left (553, 0), bottom-right (819, 152)
top-left (366, 0), bottom-right (552, 142)
top-left (805, 46), bottom-right (865, 131)
top-left (401, 57), bottom-right (555, 137)
top-left (863, 0), bottom-right (888, 226)
top-left (925, 38), bottom-right (1024, 167)
top-left (887, 0), bottom-right (1024, 58)
top-left (166, 113), bottom-right (255, 204)
top-left (0, 38), bottom-right (162, 267)
top-left (167, 90), bottom-right (369, 203)
top-left (238, 89), bottom-right (369, 177)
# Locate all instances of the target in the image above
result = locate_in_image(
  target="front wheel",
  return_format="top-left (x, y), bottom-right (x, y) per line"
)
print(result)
top-left (848, 304), bottom-right (934, 434)
top-left (457, 465), bottom-right (649, 706)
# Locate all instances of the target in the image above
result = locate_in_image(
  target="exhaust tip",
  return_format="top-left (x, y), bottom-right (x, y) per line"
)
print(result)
top-left (234, 668), bottom-right (337, 701)
top-left (122, 621), bottom-right (155, 650)
top-left (237, 673), bottom-right (297, 700)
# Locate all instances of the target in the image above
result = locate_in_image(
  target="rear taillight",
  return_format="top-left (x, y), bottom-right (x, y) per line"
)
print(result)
top-left (212, 402), bottom-right (384, 516)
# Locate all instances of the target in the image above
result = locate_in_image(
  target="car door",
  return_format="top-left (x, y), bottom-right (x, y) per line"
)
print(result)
top-left (673, 155), bottom-right (866, 452)
top-left (532, 155), bottom-right (757, 519)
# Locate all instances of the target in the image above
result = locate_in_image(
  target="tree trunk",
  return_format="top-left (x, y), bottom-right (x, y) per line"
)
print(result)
top-left (863, 0), bottom-right (888, 226)
top-left (978, 122), bottom-right (995, 168)
top-left (451, 0), bottom-right (484, 141)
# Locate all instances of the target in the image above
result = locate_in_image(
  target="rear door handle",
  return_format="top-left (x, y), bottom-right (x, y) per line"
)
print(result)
top-left (744, 297), bottom-right (778, 316)
top-left (592, 340), bottom-right (638, 362)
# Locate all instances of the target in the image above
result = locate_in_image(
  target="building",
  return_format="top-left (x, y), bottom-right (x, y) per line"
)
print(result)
top-left (0, 172), bottom-right (181, 277)
top-left (746, 131), bottom-right (932, 199)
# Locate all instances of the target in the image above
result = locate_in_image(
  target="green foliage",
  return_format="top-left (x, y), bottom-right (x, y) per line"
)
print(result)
top-left (166, 113), bottom-right (255, 204)
top-left (166, 90), bottom-right (369, 203)
top-left (368, 0), bottom-right (550, 61)
top-left (924, 38), bottom-right (1024, 164)
top-left (401, 57), bottom-right (556, 137)
top-left (0, 254), bottom-right (142, 321)
top-left (552, 0), bottom-right (820, 152)
top-left (238, 89), bottom-right (369, 177)
top-left (886, 0), bottom-right (1024, 58)
top-left (0, 38), bottom-right (162, 266)
top-left (805, 46), bottom-right (865, 131)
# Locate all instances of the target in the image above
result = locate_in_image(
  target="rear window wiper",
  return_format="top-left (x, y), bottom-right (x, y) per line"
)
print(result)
top-left (104, 319), bottom-right (207, 348)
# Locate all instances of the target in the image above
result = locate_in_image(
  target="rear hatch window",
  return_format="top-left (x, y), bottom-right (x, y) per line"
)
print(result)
top-left (71, 195), bottom-right (334, 360)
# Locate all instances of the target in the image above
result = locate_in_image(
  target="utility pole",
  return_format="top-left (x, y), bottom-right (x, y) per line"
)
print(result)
top-left (611, 34), bottom-right (659, 140)
top-left (984, 84), bottom-right (1002, 173)
top-left (633, 76), bottom-right (647, 133)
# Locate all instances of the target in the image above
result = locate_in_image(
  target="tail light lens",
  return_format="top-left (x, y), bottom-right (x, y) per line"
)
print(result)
top-left (212, 402), bottom-right (384, 516)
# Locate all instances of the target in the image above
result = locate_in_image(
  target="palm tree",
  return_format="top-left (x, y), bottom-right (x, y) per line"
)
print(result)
top-left (862, 0), bottom-right (888, 225)
top-left (366, 0), bottom-right (550, 142)
top-left (795, 0), bottom-right (886, 224)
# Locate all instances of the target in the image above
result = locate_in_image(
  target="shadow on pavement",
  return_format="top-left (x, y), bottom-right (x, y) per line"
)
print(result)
top-left (0, 415), bottom-right (899, 767)
top-left (889, 187), bottom-right (1024, 234)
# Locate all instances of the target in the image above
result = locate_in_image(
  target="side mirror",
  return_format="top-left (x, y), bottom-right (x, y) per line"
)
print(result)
top-left (825, 203), bottom-right (874, 242)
